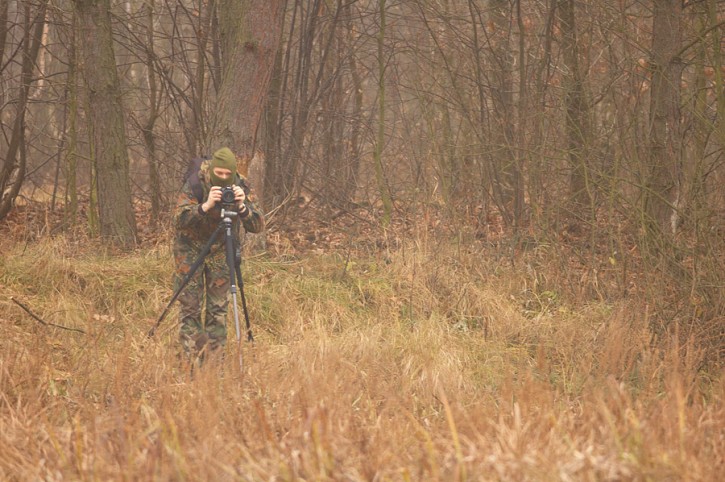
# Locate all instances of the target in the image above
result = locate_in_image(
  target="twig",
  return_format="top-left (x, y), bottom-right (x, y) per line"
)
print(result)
top-left (10, 297), bottom-right (86, 334)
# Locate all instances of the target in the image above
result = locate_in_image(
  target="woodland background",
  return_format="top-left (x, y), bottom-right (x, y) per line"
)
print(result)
top-left (0, 0), bottom-right (724, 479)
top-left (2, 0), bottom-right (723, 359)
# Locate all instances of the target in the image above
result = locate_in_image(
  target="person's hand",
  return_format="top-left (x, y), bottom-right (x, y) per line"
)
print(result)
top-left (201, 186), bottom-right (222, 213)
top-left (233, 185), bottom-right (247, 212)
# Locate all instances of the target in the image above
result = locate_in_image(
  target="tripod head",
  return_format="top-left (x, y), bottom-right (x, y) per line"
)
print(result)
top-left (221, 208), bottom-right (239, 221)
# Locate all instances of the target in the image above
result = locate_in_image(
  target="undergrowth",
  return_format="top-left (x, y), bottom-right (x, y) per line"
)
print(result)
top-left (0, 235), bottom-right (722, 480)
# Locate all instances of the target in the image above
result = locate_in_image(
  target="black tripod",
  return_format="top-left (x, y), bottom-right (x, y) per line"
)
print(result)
top-left (149, 208), bottom-right (253, 366)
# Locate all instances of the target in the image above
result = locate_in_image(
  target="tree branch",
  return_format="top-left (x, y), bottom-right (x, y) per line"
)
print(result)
top-left (11, 297), bottom-right (86, 334)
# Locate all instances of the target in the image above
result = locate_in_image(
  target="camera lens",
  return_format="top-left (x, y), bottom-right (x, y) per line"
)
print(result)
top-left (221, 187), bottom-right (236, 204)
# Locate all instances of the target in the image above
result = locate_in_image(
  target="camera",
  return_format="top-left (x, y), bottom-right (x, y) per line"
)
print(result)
top-left (220, 186), bottom-right (237, 210)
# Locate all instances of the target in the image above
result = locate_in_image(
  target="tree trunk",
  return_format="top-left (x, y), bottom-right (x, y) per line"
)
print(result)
top-left (143, 0), bottom-right (161, 227)
top-left (74, 0), bottom-right (137, 247)
top-left (208, 0), bottom-right (283, 252)
top-left (645, 0), bottom-right (683, 238)
top-left (514, 0), bottom-right (527, 227)
top-left (275, 0), bottom-right (321, 209)
top-left (64, 18), bottom-right (79, 228)
top-left (529, 0), bottom-right (557, 225)
top-left (190, 0), bottom-right (214, 156)
top-left (262, 36), bottom-right (284, 209)
top-left (208, 0), bottom-right (284, 173)
top-left (0, 0), bottom-right (8, 57)
top-left (559, 0), bottom-right (593, 225)
top-left (374, 0), bottom-right (393, 226)
top-left (489, 0), bottom-right (523, 227)
top-left (0, 1), bottom-right (48, 221)
top-left (706, 0), bottom-right (724, 151)
top-left (345, 1), bottom-right (363, 207)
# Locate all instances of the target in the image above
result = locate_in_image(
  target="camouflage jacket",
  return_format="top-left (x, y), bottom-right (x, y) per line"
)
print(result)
top-left (174, 159), bottom-right (265, 247)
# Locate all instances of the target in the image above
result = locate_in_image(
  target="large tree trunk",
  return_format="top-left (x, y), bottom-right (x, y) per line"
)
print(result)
top-left (208, 0), bottom-right (283, 252)
top-left (489, 0), bottom-right (524, 228)
top-left (74, 0), bottom-right (137, 247)
top-left (559, 0), bottom-right (593, 224)
top-left (645, 0), bottom-right (683, 238)
top-left (208, 0), bottom-right (283, 177)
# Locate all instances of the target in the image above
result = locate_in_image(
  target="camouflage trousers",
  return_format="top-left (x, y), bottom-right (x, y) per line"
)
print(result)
top-left (173, 241), bottom-right (231, 359)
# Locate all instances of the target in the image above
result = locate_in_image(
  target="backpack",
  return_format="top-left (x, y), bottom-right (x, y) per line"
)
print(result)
top-left (184, 156), bottom-right (208, 204)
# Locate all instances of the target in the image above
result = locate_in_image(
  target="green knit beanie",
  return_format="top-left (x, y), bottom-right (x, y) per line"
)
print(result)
top-left (209, 147), bottom-right (237, 187)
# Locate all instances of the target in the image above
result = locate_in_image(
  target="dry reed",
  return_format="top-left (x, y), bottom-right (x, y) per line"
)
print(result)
top-left (0, 235), bottom-right (722, 480)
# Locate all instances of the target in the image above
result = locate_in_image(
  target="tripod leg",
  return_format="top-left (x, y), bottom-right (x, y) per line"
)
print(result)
top-left (148, 224), bottom-right (223, 337)
top-left (223, 218), bottom-right (244, 370)
top-left (235, 260), bottom-right (254, 342)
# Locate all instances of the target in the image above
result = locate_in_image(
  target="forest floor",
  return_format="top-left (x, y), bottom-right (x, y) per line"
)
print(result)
top-left (1, 199), bottom-right (723, 480)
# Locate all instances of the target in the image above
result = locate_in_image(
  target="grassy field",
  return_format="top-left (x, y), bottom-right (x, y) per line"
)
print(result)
top-left (1, 234), bottom-right (722, 481)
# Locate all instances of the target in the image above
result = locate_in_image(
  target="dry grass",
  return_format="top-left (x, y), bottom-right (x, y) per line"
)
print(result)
top-left (0, 235), bottom-right (722, 481)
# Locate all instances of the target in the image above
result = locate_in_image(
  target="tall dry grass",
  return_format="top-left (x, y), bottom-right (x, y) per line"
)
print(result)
top-left (0, 235), bottom-right (722, 481)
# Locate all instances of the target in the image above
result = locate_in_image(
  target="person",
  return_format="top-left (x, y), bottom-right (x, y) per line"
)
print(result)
top-left (172, 147), bottom-right (264, 363)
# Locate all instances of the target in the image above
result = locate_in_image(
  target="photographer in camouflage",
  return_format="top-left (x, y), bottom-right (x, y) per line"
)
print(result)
top-left (173, 147), bottom-right (264, 363)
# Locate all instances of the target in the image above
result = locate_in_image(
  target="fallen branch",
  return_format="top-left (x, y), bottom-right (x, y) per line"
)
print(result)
top-left (10, 297), bottom-right (86, 334)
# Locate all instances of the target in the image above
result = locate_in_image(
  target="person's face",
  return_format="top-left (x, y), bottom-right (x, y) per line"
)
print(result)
top-left (212, 167), bottom-right (232, 184)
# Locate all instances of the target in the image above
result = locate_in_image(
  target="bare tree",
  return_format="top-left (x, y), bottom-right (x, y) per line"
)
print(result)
top-left (73, 0), bottom-right (137, 246)
top-left (266, 0), bottom-right (333, 210)
top-left (374, 0), bottom-right (392, 225)
top-left (489, 0), bottom-right (525, 228)
top-left (142, 0), bottom-right (161, 226)
top-left (644, 0), bottom-right (684, 242)
top-left (559, 0), bottom-right (593, 224)
top-left (207, 0), bottom-right (284, 175)
top-left (0, 1), bottom-right (48, 220)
